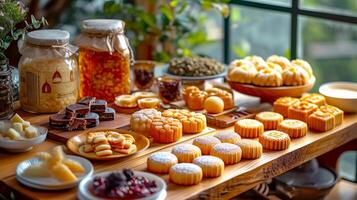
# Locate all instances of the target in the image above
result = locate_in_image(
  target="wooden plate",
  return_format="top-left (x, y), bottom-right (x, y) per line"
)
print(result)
top-left (228, 76), bottom-right (315, 102)
top-left (67, 129), bottom-right (150, 160)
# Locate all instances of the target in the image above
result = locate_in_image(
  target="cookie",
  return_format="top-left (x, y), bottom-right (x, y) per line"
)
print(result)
top-left (213, 130), bottom-right (241, 144)
top-left (192, 136), bottom-right (221, 155)
top-left (171, 144), bottom-right (202, 163)
top-left (234, 119), bottom-right (264, 138)
top-left (147, 152), bottom-right (178, 174)
top-left (235, 139), bottom-right (263, 159)
top-left (193, 155), bottom-right (224, 178)
top-left (277, 119), bottom-right (307, 138)
top-left (255, 111), bottom-right (283, 130)
top-left (169, 163), bottom-right (203, 185)
top-left (210, 143), bottom-right (242, 165)
top-left (259, 130), bottom-right (290, 151)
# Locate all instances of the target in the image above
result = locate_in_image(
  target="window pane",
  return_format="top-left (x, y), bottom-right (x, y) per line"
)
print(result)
top-left (299, 16), bottom-right (357, 91)
top-left (245, 0), bottom-right (291, 6)
top-left (301, 0), bottom-right (357, 17)
top-left (229, 5), bottom-right (290, 61)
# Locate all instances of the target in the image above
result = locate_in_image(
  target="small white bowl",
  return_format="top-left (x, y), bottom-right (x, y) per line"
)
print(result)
top-left (319, 82), bottom-right (357, 112)
top-left (78, 171), bottom-right (167, 200)
top-left (0, 125), bottom-right (48, 152)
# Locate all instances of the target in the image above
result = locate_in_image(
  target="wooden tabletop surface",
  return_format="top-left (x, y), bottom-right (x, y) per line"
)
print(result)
top-left (1, 94), bottom-right (357, 200)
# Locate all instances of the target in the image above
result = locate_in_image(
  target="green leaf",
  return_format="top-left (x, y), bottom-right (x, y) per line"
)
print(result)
top-left (159, 5), bottom-right (174, 21)
top-left (233, 46), bottom-right (247, 58)
top-left (170, 0), bottom-right (180, 8)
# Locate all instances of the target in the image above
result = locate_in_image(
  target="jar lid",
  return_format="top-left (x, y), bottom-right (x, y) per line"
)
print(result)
top-left (26, 29), bottom-right (70, 46)
top-left (81, 19), bottom-right (124, 34)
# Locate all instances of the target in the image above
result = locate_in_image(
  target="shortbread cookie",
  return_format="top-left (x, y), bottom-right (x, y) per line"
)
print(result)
top-left (193, 155), bottom-right (224, 178)
top-left (234, 119), bottom-right (264, 138)
top-left (277, 119), bottom-right (307, 138)
top-left (137, 97), bottom-right (161, 109)
top-left (162, 109), bottom-right (206, 134)
top-left (169, 163), bottom-right (203, 185)
top-left (150, 116), bottom-right (182, 143)
top-left (171, 144), bottom-right (202, 163)
top-left (147, 152), bottom-right (178, 174)
top-left (273, 97), bottom-right (300, 117)
top-left (210, 143), bottom-right (242, 165)
top-left (288, 101), bottom-right (318, 122)
top-left (319, 105), bottom-right (344, 126)
top-left (307, 110), bottom-right (335, 132)
top-left (214, 130), bottom-right (241, 144)
top-left (130, 109), bottom-right (161, 133)
top-left (255, 111), bottom-right (283, 130)
top-left (259, 130), bottom-right (290, 151)
top-left (193, 136), bottom-right (221, 155)
top-left (235, 139), bottom-right (263, 159)
top-left (114, 95), bottom-right (137, 108)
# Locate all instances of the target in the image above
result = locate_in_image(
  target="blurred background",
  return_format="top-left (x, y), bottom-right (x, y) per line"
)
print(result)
top-left (7, 0), bottom-right (357, 91)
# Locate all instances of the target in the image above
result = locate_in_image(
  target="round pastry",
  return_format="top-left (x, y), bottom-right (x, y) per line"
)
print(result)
top-left (282, 65), bottom-right (310, 86)
top-left (235, 139), bottom-right (263, 159)
top-left (267, 55), bottom-right (291, 70)
top-left (204, 96), bottom-right (224, 114)
top-left (291, 59), bottom-right (313, 77)
top-left (150, 116), bottom-right (182, 143)
top-left (234, 119), bottom-right (264, 138)
top-left (147, 152), bottom-right (178, 174)
top-left (193, 155), bottom-right (224, 178)
top-left (171, 144), bottom-right (202, 163)
top-left (137, 97), bottom-right (161, 109)
top-left (277, 119), bottom-right (307, 138)
top-left (228, 64), bottom-right (257, 84)
top-left (130, 109), bottom-right (161, 134)
top-left (252, 68), bottom-right (283, 87)
top-left (210, 143), bottom-right (242, 165)
top-left (214, 130), bottom-right (241, 144)
top-left (132, 91), bottom-right (158, 100)
top-left (255, 111), bottom-right (284, 130)
top-left (244, 55), bottom-right (266, 67)
top-left (228, 59), bottom-right (255, 74)
top-left (186, 91), bottom-right (207, 110)
top-left (169, 163), bottom-right (203, 185)
top-left (114, 95), bottom-right (137, 108)
top-left (259, 130), bottom-right (290, 151)
top-left (193, 136), bottom-right (221, 155)
top-left (183, 86), bottom-right (200, 102)
top-left (256, 62), bottom-right (283, 73)
top-left (162, 109), bottom-right (206, 134)
top-left (217, 90), bottom-right (235, 110)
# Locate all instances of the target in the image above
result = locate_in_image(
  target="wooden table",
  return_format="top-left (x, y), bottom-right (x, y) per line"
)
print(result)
top-left (1, 94), bottom-right (356, 200)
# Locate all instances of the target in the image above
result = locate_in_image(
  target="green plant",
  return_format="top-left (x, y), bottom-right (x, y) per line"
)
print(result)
top-left (0, 0), bottom-right (47, 59)
top-left (103, 0), bottom-right (230, 62)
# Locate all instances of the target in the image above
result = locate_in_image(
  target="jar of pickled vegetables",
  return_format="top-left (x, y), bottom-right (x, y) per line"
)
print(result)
top-left (18, 29), bottom-right (79, 113)
top-left (76, 19), bottom-right (132, 102)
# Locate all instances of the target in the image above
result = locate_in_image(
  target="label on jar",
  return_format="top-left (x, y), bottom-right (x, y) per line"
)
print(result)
top-left (20, 59), bottom-right (79, 113)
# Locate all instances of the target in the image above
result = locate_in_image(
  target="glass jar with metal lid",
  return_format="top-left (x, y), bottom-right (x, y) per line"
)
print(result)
top-left (18, 29), bottom-right (79, 113)
top-left (76, 19), bottom-right (133, 102)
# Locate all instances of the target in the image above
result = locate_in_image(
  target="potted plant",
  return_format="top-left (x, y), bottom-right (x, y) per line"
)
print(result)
top-left (0, 0), bottom-right (47, 118)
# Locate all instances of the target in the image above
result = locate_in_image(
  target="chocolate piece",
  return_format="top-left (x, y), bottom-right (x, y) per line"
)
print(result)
top-left (78, 96), bottom-right (96, 106)
top-left (68, 118), bottom-right (87, 131)
top-left (98, 107), bottom-right (116, 121)
top-left (49, 114), bottom-right (71, 130)
top-left (85, 112), bottom-right (100, 127)
top-left (66, 104), bottom-right (90, 118)
top-left (90, 100), bottom-right (107, 113)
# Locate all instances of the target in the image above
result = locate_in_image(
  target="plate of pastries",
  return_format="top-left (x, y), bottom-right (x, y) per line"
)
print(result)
top-left (66, 129), bottom-right (150, 160)
top-left (16, 146), bottom-right (93, 190)
top-left (227, 55), bottom-right (315, 101)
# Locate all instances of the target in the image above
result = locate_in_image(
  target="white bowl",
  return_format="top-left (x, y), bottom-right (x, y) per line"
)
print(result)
top-left (78, 171), bottom-right (167, 200)
top-left (0, 125), bottom-right (48, 152)
top-left (319, 82), bottom-right (357, 112)
top-left (16, 155), bottom-right (93, 190)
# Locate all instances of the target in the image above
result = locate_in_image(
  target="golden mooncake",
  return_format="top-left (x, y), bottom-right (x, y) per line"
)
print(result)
top-left (288, 101), bottom-right (318, 122)
top-left (171, 144), bottom-right (202, 163)
top-left (193, 136), bottom-right (221, 155)
top-left (255, 111), bottom-right (284, 130)
top-left (307, 110), bottom-right (335, 132)
top-left (319, 105), bottom-right (344, 126)
top-left (234, 119), bottom-right (264, 138)
top-left (277, 119), bottom-right (308, 138)
top-left (235, 139), bottom-right (263, 159)
top-left (252, 68), bottom-right (283, 87)
top-left (183, 86), bottom-right (201, 102)
top-left (216, 90), bottom-right (235, 110)
top-left (259, 130), bottom-right (290, 151)
top-left (193, 155), bottom-right (224, 178)
top-left (150, 116), bottom-right (182, 143)
top-left (169, 163), bottom-right (203, 185)
top-left (186, 91), bottom-right (207, 110)
top-left (130, 109), bottom-right (161, 134)
top-left (210, 143), bottom-right (242, 165)
top-left (273, 97), bottom-right (300, 117)
top-left (162, 109), bottom-right (206, 134)
top-left (147, 152), bottom-right (178, 174)
top-left (214, 130), bottom-right (241, 144)
top-left (301, 93), bottom-right (326, 107)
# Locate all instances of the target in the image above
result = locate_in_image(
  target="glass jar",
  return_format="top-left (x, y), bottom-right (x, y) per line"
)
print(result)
top-left (0, 58), bottom-right (13, 119)
top-left (18, 29), bottom-right (79, 113)
top-left (133, 60), bottom-right (155, 90)
top-left (76, 19), bottom-right (132, 102)
top-left (157, 76), bottom-right (181, 103)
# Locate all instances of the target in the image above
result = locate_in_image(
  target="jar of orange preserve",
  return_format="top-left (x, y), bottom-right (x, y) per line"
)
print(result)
top-left (76, 19), bottom-right (132, 102)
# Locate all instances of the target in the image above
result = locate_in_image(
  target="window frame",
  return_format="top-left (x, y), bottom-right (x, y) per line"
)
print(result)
top-left (224, 0), bottom-right (357, 63)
